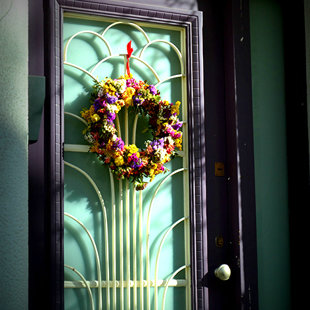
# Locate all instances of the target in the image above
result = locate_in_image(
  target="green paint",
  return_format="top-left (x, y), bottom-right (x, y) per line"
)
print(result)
top-left (29, 75), bottom-right (45, 141)
top-left (250, 0), bottom-right (291, 309)
top-left (0, 0), bottom-right (28, 308)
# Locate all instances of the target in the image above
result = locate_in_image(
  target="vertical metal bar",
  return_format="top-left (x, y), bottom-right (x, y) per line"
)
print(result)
top-left (116, 116), bottom-right (121, 140)
top-left (126, 180), bottom-right (131, 309)
top-left (119, 50), bottom-right (126, 307)
top-left (132, 115), bottom-right (139, 144)
top-left (146, 222), bottom-right (150, 310)
top-left (103, 207), bottom-right (111, 310)
top-left (119, 180), bottom-right (124, 310)
top-left (110, 171), bottom-right (117, 310)
top-left (175, 26), bottom-right (190, 310)
top-left (132, 189), bottom-right (137, 309)
top-left (123, 60), bottom-right (131, 307)
top-left (181, 27), bottom-right (191, 310)
top-left (132, 113), bottom-right (138, 309)
top-left (139, 191), bottom-right (144, 310)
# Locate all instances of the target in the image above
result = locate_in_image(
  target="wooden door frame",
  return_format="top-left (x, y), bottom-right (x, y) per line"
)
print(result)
top-left (45, 1), bottom-right (205, 309)
top-left (197, 0), bottom-right (259, 309)
top-left (223, 1), bottom-right (259, 308)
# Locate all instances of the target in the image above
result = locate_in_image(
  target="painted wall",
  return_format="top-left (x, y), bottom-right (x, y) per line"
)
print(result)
top-left (250, 0), bottom-right (291, 309)
top-left (0, 0), bottom-right (28, 308)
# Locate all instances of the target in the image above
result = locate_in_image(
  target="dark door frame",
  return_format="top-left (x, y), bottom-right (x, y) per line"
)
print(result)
top-left (45, 1), bottom-right (206, 309)
top-left (198, 1), bottom-right (258, 309)
top-left (223, 1), bottom-right (259, 308)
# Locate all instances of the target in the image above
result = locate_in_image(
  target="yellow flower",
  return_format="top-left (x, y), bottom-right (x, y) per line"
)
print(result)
top-left (81, 105), bottom-right (96, 122)
top-left (125, 98), bottom-right (133, 107)
top-left (125, 87), bottom-right (135, 97)
top-left (115, 156), bottom-right (124, 166)
top-left (91, 113), bottom-right (100, 122)
top-left (116, 100), bottom-right (125, 109)
top-left (171, 101), bottom-right (181, 115)
top-left (148, 162), bottom-right (158, 181)
top-left (106, 139), bottom-right (114, 150)
top-left (127, 144), bottom-right (139, 154)
top-left (123, 87), bottom-right (135, 107)
top-left (102, 83), bottom-right (116, 96)
top-left (175, 137), bottom-right (182, 150)
top-left (163, 100), bottom-right (170, 106)
top-left (149, 168), bottom-right (155, 177)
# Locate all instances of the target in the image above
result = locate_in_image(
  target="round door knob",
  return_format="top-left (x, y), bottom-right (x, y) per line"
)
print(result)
top-left (214, 264), bottom-right (231, 281)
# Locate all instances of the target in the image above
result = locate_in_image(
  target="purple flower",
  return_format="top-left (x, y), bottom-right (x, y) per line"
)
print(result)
top-left (148, 85), bottom-right (157, 95)
top-left (106, 93), bottom-right (117, 104)
top-left (172, 121), bottom-right (183, 131)
top-left (150, 138), bottom-right (164, 150)
top-left (94, 98), bottom-right (105, 111)
top-left (129, 154), bottom-right (143, 169)
top-left (112, 137), bottom-right (125, 151)
top-left (107, 112), bottom-right (116, 121)
top-left (133, 96), bottom-right (142, 106)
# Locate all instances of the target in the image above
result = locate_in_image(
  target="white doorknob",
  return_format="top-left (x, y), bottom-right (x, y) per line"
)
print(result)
top-left (214, 264), bottom-right (231, 281)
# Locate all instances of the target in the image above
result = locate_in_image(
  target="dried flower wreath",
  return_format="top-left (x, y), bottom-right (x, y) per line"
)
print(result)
top-left (81, 43), bottom-right (182, 190)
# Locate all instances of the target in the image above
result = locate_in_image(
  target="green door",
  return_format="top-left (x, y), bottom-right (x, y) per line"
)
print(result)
top-left (63, 13), bottom-right (190, 310)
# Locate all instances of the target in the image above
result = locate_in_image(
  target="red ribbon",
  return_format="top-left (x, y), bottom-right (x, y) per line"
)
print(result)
top-left (126, 41), bottom-right (133, 76)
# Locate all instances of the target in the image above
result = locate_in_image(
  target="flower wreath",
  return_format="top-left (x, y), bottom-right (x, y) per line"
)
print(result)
top-left (81, 74), bottom-right (183, 190)
top-left (80, 43), bottom-right (183, 190)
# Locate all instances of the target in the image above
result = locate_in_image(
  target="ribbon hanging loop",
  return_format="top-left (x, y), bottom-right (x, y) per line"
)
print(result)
top-left (126, 41), bottom-right (134, 76)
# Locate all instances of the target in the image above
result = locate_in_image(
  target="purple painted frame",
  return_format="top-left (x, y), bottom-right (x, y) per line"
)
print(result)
top-left (45, 0), bottom-right (206, 309)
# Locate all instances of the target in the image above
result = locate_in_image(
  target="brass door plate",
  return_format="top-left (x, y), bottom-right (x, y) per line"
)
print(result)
top-left (215, 162), bottom-right (225, 176)
top-left (215, 235), bottom-right (224, 247)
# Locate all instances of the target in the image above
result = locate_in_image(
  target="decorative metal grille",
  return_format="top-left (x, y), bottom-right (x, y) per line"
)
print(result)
top-left (63, 18), bottom-right (190, 310)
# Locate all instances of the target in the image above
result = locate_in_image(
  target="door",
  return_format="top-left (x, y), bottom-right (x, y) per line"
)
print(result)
top-left (44, 1), bottom-right (259, 310)
top-left (63, 13), bottom-right (192, 310)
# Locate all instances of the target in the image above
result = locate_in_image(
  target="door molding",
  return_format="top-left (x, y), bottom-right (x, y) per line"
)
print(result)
top-left (223, 1), bottom-right (259, 308)
top-left (45, 1), bottom-right (205, 309)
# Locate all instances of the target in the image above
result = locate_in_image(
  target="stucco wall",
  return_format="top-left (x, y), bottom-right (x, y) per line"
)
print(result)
top-left (0, 0), bottom-right (28, 308)
top-left (250, 0), bottom-right (291, 309)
